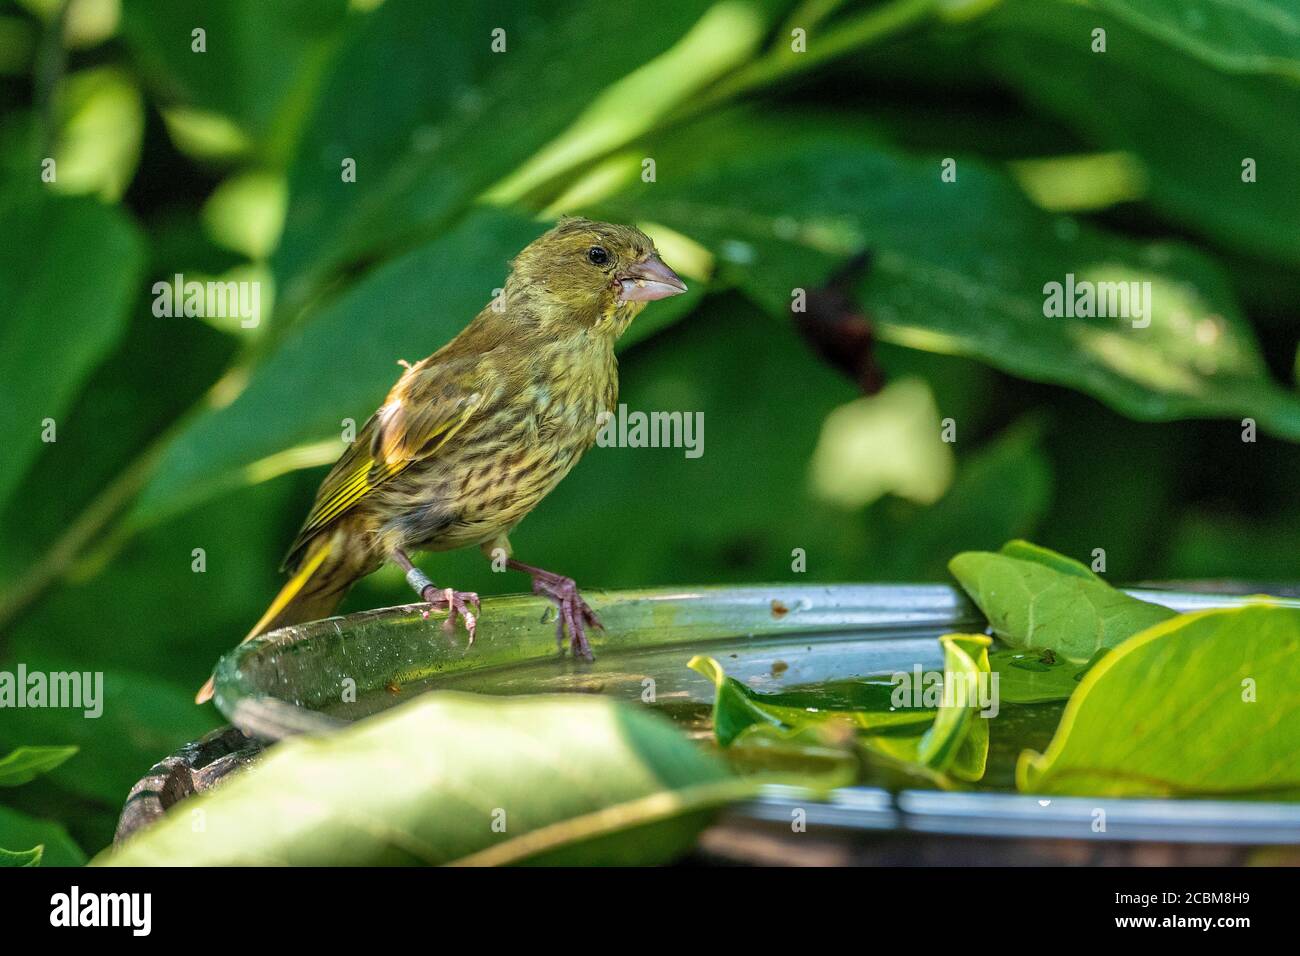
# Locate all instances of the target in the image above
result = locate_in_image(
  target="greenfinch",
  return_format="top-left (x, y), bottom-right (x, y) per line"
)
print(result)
top-left (197, 218), bottom-right (686, 703)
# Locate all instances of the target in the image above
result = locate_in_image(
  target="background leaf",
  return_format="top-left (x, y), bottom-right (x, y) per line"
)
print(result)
top-left (271, 0), bottom-right (732, 313)
top-left (0, 845), bottom-right (42, 866)
top-left (977, 1), bottom-right (1300, 267)
top-left (1090, 0), bottom-right (1300, 82)
top-left (120, 0), bottom-right (351, 163)
top-left (597, 112), bottom-right (1300, 437)
top-left (0, 745), bottom-right (78, 787)
top-left (0, 805), bottom-right (85, 866)
top-left (0, 187), bottom-right (145, 513)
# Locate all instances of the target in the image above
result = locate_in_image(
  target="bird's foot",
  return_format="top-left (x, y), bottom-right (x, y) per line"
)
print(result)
top-left (529, 572), bottom-right (601, 660)
top-left (420, 585), bottom-right (481, 644)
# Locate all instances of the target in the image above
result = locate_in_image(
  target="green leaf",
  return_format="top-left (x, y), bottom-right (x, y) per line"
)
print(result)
top-left (1090, 0), bottom-right (1300, 82)
top-left (997, 539), bottom-right (1099, 581)
top-left (808, 378), bottom-right (955, 509)
top-left (990, 647), bottom-right (1103, 704)
top-left (1018, 603), bottom-right (1300, 797)
top-left (688, 656), bottom-right (933, 747)
top-left (0, 845), bottom-right (42, 867)
top-left (690, 633), bottom-right (992, 782)
top-left (49, 67), bottom-right (145, 201)
top-left (977, 2), bottom-right (1300, 267)
top-left (272, 0), bottom-right (722, 310)
top-left (921, 634), bottom-right (991, 781)
top-left (0, 187), bottom-right (145, 513)
top-left (119, 0), bottom-right (351, 163)
top-left (597, 112), bottom-right (1300, 439)
top-left (949, 546), bottom-right (1177, 662)
top-left (0, 806), bottom-right (85, 866)
top-left (201, 169), bottom-right (288, 260)
top-left (0, 746), bottom-right (78, 787)
top-left (100, 692), bottom-right (742, 866)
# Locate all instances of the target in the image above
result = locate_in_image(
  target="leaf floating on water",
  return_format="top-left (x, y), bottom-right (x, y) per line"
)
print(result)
top-left (689, 633), bottom-right (993, 784)
top-left (991, 647), bottom-right (1107, 704)
top-left (1018, 604), bottom-right (1300, 797)
top-left (997, 539), bottom-right (1100, 581)
top-left (949, 543), bottom-right (1176, 662)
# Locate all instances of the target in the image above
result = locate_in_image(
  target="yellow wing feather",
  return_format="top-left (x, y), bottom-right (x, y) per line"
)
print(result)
top-left (280, 369), bottom-right (483, 571)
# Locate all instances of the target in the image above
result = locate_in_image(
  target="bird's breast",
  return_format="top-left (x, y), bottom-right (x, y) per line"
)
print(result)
top-left (380, 344), bottom-right (617, 552)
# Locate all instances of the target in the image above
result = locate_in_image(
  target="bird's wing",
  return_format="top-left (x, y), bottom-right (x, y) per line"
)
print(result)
top-left (280, 359), bottom-right (484, 570)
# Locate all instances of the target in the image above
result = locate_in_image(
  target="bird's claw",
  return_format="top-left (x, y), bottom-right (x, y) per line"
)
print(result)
top-left (420, 585), bottom-right (480, 644)
top-left (531, 575), bottom-right (600, 660)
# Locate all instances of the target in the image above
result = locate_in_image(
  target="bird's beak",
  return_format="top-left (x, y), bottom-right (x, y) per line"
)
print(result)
top-left (617, 253), bottom-right (688, 304)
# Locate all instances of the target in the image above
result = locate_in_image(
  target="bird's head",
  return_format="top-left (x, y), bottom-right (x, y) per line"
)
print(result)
top-left (507, 217), bottom-right (687, 333)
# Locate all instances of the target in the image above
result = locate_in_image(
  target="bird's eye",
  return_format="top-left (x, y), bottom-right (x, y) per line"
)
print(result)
top-left (587, 246), bottom-right (609, 266)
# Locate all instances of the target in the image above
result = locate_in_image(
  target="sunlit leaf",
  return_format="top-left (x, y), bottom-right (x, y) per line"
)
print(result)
top-left (1019, 604), bottom-right (1300, 796)
top-left (808, 378), bottom-right (954, 509)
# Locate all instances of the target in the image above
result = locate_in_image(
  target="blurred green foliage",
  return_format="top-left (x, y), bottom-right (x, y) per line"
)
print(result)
top-left (0, 0), bottom-right (1297, 859)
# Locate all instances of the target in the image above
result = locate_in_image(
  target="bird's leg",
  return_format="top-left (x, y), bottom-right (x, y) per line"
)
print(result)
top-left (391, 548), bottom-right (480, 643)
top-left (506, 559), bottom-right (601, 660)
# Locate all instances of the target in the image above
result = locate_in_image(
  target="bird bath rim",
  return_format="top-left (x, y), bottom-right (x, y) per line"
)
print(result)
top-left (178, 583), bottom-right (1300, 852)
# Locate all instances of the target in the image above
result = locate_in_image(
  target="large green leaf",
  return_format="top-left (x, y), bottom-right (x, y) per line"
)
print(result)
top-left (1019, 604), bottom-right (1300, 796)
top-left (595, 112), bottom-right (1300, 438)
top-left (0, 806), bottom-right (85, 867)
top-left (989, 646), bottom-right (1102, 704)
top-left (949, 543), bottom-right (1178, 661)
top-left (977, 1), bottom-right (1300, 267)
top-left (119, 0), bottom-right (351, 162)
top-left (0, 188), bottom-right (145, 513)
top-left (100, 693), bottom-right (744, 866)
top-left (1091, 0), bottom-right (1300, 82)
top-left (0, 308), bottom-right (236, 610)
top-left (272, 0), bottom-right (727, 312)
top-left (0, 746), bottom-right (78, 787)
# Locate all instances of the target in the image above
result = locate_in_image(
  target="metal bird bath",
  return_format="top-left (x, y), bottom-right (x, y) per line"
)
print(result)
top-left (118, 584), bottom-right (1300, 863)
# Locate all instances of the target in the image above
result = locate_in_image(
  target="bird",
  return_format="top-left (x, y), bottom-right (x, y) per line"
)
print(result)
top-left (195, 218), bottom-right (687, 703)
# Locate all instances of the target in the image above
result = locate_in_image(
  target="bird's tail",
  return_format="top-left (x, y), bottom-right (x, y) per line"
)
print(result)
top-left (195, 539), bottom-right (347, 704)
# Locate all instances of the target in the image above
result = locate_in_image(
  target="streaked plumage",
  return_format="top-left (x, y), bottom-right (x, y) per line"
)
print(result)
top-left (196, 218), bottom-right (686, 702)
